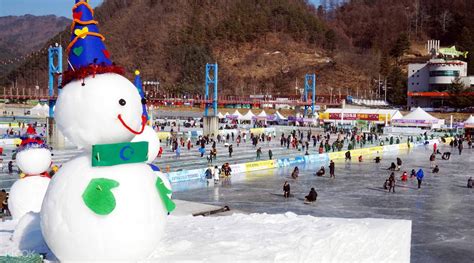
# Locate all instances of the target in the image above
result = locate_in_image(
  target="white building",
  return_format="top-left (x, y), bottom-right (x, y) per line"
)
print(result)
top-left (407, 59), bottom-right (474, 108)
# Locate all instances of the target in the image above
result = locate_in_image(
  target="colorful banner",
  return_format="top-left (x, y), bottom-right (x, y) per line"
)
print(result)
top-left (0, 138), bottom-right (22, 146)
top-left (245, 160), bottom-right (276, 172)
top-left (276, 156), bottom-right (306, 167)
top-left (250, 128), bottom-right (265, 135)
top-left (319, 113), bottom-right (389, 121)
top-left (167, 168), bottom-right (205, 183)
top-left (165, 140), bottom-right (434, 183)
top-left (392, 119), bottom-right (439, 124)
top-left (157, 132), bottom-right (171, 140)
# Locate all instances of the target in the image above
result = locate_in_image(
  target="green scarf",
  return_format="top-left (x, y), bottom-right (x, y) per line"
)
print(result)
top-left (92, 141), bottom-right (148, 167)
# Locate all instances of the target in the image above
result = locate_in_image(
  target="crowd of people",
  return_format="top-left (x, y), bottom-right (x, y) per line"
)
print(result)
top-left (280, 134), bottom-right (472, 203)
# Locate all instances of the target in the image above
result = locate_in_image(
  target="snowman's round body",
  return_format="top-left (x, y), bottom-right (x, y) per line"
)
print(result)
top-left (41, 73), bottom-right (170, 261)
top-left (41, 154), bottom-right (166, 261)
top-left (9, 148), bottom-right (51, 220)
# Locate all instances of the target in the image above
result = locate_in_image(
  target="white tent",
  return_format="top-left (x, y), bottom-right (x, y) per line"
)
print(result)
top-left (30, 103), bottom-right (49, 117)
top-left (224, 112), bottom-right (230, 118)
top-left (274, 111), bottom-right (287, 121)
top-left (231, 110), bottom-right (243, 119)
top-left (465, 115), bottom-right (474, 125)
top-left (217, 112), bottom-right (225, 119)
top-left (240, 110), bottom-right (256, 121)
top-left (393, 107), bottom-right (443, 128)
top-left (464, 115), bottom-right (474, 128)
top-left (401, 107), bottom-right (438, 121)
top-left (42, 104), bottom-right (50, 117)
top-left (257, 110), bottom-right (268, 118)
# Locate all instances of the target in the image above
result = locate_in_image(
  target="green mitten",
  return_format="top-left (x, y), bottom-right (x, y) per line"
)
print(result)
top-left (155, 177), bottom-right (176, 213)
top-left (82, 178), bottom-right (120, 215)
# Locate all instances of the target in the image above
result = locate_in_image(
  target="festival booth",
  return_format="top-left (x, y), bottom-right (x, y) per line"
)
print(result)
top-left (30, 103), bottom-right (49, 117)
top-left (320, 108), bottom-right (402, 132)
top-left (392, 107), bottom-right (444, 129)
top-left (253, 110), bottom-right (268, 126)
top-left (267, 111), bottom-right (287, 125)
top-left (464, 115), bottom-right (474, 138)
top-left (288, 114), bottom-right (318, 127)
top-left (240, 110), bottom-right (256, 124)
top-left (226, 110), bottom-right (242, 125)
top-left (217, 112), bottom-right (225, 119)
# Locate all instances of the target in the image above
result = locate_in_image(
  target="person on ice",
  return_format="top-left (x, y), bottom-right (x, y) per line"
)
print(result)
top-left (387, 162), bottom-right (397, 171)
top-left (329, 160), bottom-right (335, 179)
top-left (305, 188), bottom-right (317, 202)
top-left (228, 144), bottom-right (233, 157)
top-left (388, 172), bottom-right (396, 193)
top-left (205, 167), bottom-right (213, 186)
top-left (383, 178), bottom-right (389, 190)
top-left (213, 166), bottom-right (220, 184)
top-left (291, 167), bottom-right (299, 179)
top-left (358, 155), bottom-right (363, 162)
top-left (283, 181), bottom-right (291, 198)
top-left (345, 151), bottom-right (351, 161)
top-left (400, 171), bottom-right (408, 182)
top-left (396, 157), bottom-right (402, 169)
top-left (468, 177), bottom-right (473, 188)
top-left (256, 147), bottom-right (262, 160)
top-left (432, 165), bottom-right (439, 173)
top-left (441, 151), bottom-right (451, 160)
top-left (410, 169), bottom-right (416, 178)
top-left (416, 169), bottom-right (424, 189)
top-left (429, 153), bottom-right (436, 168)
top-left (316, 166), bottom-right (325, 176)
top-left (374, 156), bottom-right (381, 163)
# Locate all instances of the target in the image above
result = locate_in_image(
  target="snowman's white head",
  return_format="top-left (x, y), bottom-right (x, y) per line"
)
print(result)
top-left (55, 73), bottom-right (146, 151)
top-left (17, 148), bottom-right (52, 175)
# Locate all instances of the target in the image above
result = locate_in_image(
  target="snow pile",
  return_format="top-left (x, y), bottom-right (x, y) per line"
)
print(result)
top-left (1, 212), bottom-right (411, 262)
top-left (150, 213), bottom-right (411, 262)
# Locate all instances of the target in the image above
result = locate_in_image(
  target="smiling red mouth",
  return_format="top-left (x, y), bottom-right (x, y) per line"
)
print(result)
top-left (118, 114), bottom-right (146, 135)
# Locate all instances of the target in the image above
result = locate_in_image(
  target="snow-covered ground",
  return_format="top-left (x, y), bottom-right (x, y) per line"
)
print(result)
top-left (0, 212), bottom-right (411, 262)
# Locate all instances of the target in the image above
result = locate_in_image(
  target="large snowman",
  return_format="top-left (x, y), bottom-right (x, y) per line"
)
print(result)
top-left (40, 1), bottom-right (174, 261)
top-left (8, 135), bottom-right (52, 220)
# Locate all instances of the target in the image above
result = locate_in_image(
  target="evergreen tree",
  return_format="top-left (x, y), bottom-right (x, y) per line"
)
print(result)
top-left (389, 33), bottom-right (410, 63)
top-left (386, 66), bottom-right (407, 105)
top-left (448, 77), bottom-right (473, 108)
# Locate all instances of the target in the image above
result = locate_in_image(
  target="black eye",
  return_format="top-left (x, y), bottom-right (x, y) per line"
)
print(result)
top-left (141, 98), bottom-right (147, 105)
top-left (119, 99), bottom-right (126, 106)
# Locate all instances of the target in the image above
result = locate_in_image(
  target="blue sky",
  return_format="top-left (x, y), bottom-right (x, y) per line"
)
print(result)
top-left (0, 0), bottom-right (104, 17)
top-left (0, 0), bottom-right (321, 17)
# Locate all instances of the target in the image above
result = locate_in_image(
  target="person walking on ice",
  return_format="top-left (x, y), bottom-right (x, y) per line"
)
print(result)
top-left (283, 181), bottom-right (290, 198)
top-left (329, 160), bottom-right (335, 179)
top-left (416, 168), bottom-right (424, 189)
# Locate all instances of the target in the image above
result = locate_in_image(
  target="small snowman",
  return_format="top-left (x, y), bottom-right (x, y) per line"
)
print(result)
top-left (131, 71), bottom-right (172, 197)
top-left (40, 1), bottom-right (174, 261)
top-left (8, 132), bottom-right (52, 220)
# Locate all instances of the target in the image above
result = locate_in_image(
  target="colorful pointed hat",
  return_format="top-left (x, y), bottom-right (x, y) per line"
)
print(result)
top-left (62, 0), bottom-right (123, 86)
top-left (17, 129), bottom-right (49, 153)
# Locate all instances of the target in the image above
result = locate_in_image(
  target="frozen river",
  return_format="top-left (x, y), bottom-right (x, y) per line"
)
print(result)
top-left (174, 144), bottom-right (474, 263)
